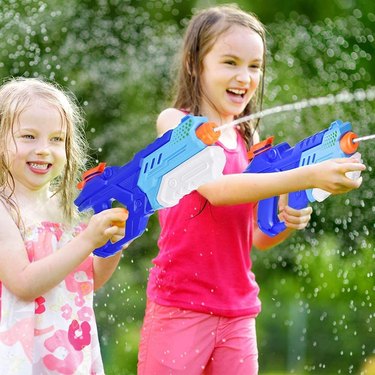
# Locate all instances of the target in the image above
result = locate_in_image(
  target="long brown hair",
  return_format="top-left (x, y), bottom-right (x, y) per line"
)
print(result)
top-left (0, 77), bottom-right (88, 224)
top-left (172, 4), bottom-right (266, 148)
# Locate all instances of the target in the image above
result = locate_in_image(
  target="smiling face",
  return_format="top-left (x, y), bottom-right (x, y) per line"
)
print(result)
top-left (7, 99), bottom-right (67, 193)
top-left (200, 24), bottom-right (264, 123)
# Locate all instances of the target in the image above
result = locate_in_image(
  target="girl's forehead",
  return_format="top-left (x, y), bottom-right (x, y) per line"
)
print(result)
top-left (219, 25), bottom-right (262, 45)
top-left (16, 100), bottom-right (66, 131)
top-left (209, 25), bottom-right (264, 57)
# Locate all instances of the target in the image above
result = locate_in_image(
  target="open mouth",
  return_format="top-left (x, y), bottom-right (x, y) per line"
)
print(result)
top-left (227, 88), bottom-right (247, 98)
top-left (27, 162), bottom-right (52, 173)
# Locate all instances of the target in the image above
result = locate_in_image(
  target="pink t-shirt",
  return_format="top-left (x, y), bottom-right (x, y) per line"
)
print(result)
top-left (147, 131), bottom-right (261, 317)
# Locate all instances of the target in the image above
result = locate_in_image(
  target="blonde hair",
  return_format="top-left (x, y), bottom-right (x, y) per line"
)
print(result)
top-left (0, 77), bottom-right (88, 223)
top-left (172, 4), bottom-right (266, 148)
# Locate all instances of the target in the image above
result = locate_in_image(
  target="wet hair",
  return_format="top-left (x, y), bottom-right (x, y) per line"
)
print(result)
top-left (0, 77), bottom-right (88, 224)
top-left (172, 4), bottom-right (267, 148)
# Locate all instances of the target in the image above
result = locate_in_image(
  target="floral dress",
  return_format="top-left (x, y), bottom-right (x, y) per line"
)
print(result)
top-left (0, 222), bottom-right (104, 374)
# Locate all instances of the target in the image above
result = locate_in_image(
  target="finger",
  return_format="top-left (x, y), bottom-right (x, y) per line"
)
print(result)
top-left (110, 234), bottom-right (124, 243)
top-left (111, 208), bottom-right (129, 228)
top-left (112, 221), bottom-right (125, 228)
top-left (284, 213), bottom-right (311, 229)
top-left (341, 176), bottom-right (363, 190)
top-left (344, 165), bottom-right (366, 175)
top-left (282, 205), bottom-right (312, 217)
top-left (332, 157), bottom-right (362, 164)
top-left (282, 211), bottom-right (312, 226)
top-left (104, 226), bottom-right (119, 237)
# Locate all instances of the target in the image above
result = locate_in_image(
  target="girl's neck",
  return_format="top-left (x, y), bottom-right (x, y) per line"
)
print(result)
top-left (218, 127), bottom-right (238, 149)
top-left (199, 106), bottom-right (238, 149)
top-left (200, 109), bottom-right (234, 126)
top-left (13, 183), bottom-right (51, 205)
top-left (12, 186), bottom-right (64, 226)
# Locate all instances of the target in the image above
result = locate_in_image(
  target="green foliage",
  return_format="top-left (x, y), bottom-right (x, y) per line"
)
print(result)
top-left (1, 0), bottom-right (374, 373)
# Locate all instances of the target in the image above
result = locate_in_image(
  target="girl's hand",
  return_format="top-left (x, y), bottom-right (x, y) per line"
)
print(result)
top-left (278, 194), bottom-right (312, 231)
top-left (83, 208), bottom-right (128, 250)
top-left (311, 157), bottom-right (365, 195)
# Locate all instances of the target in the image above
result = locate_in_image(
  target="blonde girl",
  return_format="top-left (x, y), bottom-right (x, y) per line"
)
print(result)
top-left (0, 77), bottom-right (128, 374)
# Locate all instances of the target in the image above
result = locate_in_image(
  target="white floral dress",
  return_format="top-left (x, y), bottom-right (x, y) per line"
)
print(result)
top-left (0, 221), bottom-right (104, 374)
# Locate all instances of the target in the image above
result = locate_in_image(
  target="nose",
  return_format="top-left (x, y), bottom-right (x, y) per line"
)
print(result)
top-left (35, 140), bottom-right (51, 155)
top-left (236, 67), bottom-right (251, 84)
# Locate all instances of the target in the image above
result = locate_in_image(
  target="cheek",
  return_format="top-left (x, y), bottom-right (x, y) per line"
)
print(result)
top-left (55, 148), bottom-right (67, 167)
top-left (251, 72), bottom-right (261, 88)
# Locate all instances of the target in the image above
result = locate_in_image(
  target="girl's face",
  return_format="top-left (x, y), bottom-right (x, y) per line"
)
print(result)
top-left (7, 99), bottom-right (67, 193)
top-left (200, 24), bottom-right (264, 123)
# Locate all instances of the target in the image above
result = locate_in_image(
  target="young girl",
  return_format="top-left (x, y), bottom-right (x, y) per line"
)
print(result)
top-left (0, 77), bottom-right (128, 374)
top-left (137, 4), bottom-right (365, 375)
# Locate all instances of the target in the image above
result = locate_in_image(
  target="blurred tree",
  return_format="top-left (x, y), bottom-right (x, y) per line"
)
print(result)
top-left (0, 0), bottom-right (374, 374)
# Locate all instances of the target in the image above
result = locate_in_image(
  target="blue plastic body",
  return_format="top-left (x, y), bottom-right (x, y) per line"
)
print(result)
top-left (75, 115), bottom-right (209, 257)
top-left (245, 120), bottom-right (355, 237)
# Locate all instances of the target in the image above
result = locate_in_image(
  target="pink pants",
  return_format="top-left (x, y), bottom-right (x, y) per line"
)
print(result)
top-left (137, 300), bottom-right (258, 375)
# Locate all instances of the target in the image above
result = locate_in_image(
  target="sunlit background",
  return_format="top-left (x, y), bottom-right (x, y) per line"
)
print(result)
top-left (1, 0), bottom-right (374, 374)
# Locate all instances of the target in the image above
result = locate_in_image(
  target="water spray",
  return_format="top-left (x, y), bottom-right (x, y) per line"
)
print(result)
top-left (214, 87), bottom-right (375, 144)
top-left (352, 134), bottom-right (375, 143)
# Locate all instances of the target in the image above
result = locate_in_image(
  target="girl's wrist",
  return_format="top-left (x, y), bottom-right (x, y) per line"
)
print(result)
top-left (75, 231), bottom-right (99, 254)
top-left (301, 164), bottom-right (316, 190)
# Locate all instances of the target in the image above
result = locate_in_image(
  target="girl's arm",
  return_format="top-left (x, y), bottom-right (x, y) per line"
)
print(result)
top-left (93, 253), bottom-right (122, 291)
top-left (0, 204), bottom-right (127, 301)
top-left (157, 108), bottom-right (365, 206)
top-left (198, 160), bottom-right (364, 206)
top-left (93, 242), bottom-right (129, 291)
top-left (93, 211), bottom-right (130, 290)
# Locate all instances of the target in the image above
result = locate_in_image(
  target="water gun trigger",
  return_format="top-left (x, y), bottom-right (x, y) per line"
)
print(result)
top-left (77, 162), bottom-right (107, 190)
top-left (247, 136), bottom-right (274, 162)
top-left (195, 122), bottom-right (221, 145)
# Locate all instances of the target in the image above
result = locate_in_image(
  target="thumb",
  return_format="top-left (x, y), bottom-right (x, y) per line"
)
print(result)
top-left (278, 194), bottom-right (288, 212)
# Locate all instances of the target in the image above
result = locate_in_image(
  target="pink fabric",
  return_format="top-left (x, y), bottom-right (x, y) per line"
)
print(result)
top-left (147, 130), bottom-right (261, 317)
top-left (138, 300), bottom-right (258, 375)
top-left (0, 222), bottom-right (104, 374)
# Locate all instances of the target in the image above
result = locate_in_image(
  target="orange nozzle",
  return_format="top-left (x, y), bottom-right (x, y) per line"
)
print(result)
top-left (340, 132), bottom-right (359, 155)
top-left (77, 162), bottom-right (107, 190)
top-left (247, 136), bottom-right (274, 162)
top-left (195, 122), bottom-right (220, 145)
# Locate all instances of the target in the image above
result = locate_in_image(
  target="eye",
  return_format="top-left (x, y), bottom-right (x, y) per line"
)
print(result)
top-left (51, 136), bottom-right (65, 142)
top-left (224, 60), bottom-right (236, 66)
top-left (21, 134), bottom-right (35, 140)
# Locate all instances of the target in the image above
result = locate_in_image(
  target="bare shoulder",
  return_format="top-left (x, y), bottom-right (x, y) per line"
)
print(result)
top-left (156, 108), bottom-right (187, 136)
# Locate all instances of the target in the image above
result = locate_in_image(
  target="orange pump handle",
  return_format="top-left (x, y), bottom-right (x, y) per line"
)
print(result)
top-left (247, 136), bottom-right (274, 162)
top-left (340, 132), bottom-right (359, 154)
top-left (77, 162), bottom-right (107, 190)
top-left (112, 208), bottom-right (129, 228)
top-left (195, 122), bottom-right (221, 145)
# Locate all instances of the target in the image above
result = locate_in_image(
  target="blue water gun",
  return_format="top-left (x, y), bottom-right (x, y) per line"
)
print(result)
top-left (245, 119), bottom-right (360, 237)
top-left (75, 115), bottom-right (225, 257)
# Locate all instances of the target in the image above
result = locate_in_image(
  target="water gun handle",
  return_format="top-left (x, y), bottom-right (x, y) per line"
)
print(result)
top-left (93, 205), bottom-right (151, 258)
top-left (257, 191), bottom-right (309, 236)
